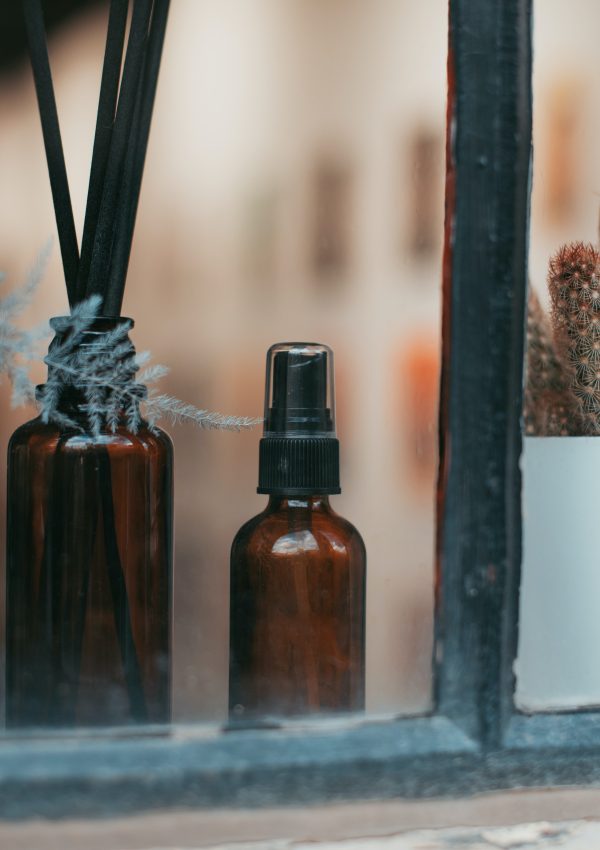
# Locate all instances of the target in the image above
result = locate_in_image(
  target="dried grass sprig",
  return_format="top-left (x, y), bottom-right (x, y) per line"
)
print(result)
top-left (143, 393), bottom-right (261, 431)
top-left (38, 295), bottom-right (262, 436)
top-left (0, 243), bottom-right (51, 406)
top-left (0, 267), bottom-right (261, 435)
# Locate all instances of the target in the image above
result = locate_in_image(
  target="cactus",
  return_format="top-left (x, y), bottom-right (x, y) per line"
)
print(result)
top-left (525, 285), bottom-right (580, 435)
top-left (548, 242), bottom-right (600, 435)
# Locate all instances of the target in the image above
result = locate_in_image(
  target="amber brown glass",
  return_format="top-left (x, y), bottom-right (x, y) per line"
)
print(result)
top-left (229, 495), bottom-right (366, 719)
top-left (5, 328), bottom-right (173, 729)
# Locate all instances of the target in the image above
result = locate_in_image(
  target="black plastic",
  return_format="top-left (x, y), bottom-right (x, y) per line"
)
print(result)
top-left (258, 343), bottom-right (340, 494)
top-left (266, 347), bottom-right (333, 434)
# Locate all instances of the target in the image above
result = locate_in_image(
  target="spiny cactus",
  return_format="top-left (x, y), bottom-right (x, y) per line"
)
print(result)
top-left (525, 286), bottom-right (580, 435)
top-left (548, 242), bottom-right (600, 434)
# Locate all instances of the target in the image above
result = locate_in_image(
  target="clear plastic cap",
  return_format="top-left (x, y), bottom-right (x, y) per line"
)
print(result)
top-left (263, 342), bottom-right (336, 437)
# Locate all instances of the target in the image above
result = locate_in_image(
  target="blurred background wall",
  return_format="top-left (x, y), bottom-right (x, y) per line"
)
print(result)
top-left (529, 0), bottom-right (600, 303)
top-left (0, 0), bottom-right (447, 722)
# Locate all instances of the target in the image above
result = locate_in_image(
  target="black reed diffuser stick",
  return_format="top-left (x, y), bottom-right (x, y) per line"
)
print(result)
top-left (38, 437), bottom-right (68, 723)
top-left (98, 449), bottom-right (148, 722)
top-left (86, 0), bottom-right (153, 308)
top-left (24, 0), bottom-right (170, 314)
top-left (75, 0), bottom-right (129, 304)
top-left (22, 0), bottom-right (79, 306)
top-left (106, 0), bottom-right (171, 316)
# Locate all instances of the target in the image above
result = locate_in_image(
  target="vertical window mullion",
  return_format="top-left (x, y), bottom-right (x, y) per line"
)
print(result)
top-left (436, 0), bottom-right (532, 748)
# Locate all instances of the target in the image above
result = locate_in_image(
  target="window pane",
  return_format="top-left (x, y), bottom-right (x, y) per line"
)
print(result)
top-left (0, 0), bottom-right (446, 728)
top-left (518, 0), bottom-right (600, 711)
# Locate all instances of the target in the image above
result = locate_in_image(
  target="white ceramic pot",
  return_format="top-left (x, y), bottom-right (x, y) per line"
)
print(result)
top-left (516, 436), bottom-right (600, 711)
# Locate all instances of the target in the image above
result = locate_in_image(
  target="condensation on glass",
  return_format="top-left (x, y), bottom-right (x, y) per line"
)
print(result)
top-left (0, 0), bottom-right (447, 729)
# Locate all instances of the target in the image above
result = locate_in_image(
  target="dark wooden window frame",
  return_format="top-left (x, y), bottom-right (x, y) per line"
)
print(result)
top-left (2, 0), bottom-right (596, 820)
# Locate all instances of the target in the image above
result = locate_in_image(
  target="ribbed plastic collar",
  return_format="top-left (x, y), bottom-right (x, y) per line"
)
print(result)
top-left (257, 436), bottom-right (340, 495)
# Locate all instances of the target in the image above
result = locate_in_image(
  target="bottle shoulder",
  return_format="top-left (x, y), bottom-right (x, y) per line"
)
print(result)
top-left (8, 415), bottom-right (172, 457)
top-left (324, 507), bottom-right (366, 550)
top-left (231, 502), bottom-right (366, 563)
top-left (8, 416), bottom-right (53, 447)
top-left (231, 509), bottom-right (270, 548)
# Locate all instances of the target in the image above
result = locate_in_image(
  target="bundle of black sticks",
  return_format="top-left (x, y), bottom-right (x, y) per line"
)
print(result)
top-left (23, 0), bottom-right (170, 315)
top-left (19, 0), bottom-right (171, 726)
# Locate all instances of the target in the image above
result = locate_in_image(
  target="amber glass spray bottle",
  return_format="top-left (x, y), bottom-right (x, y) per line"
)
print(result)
top-left (229, 342), bottom-right (366, 719)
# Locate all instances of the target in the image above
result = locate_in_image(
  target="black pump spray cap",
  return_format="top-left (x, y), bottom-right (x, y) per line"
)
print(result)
top-left (258, 343), bottom-right (340, 495)
top-left (266, 345), bottom-right (334, 435)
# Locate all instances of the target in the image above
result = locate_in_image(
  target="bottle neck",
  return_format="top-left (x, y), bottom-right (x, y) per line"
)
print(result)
top-left (45, 390), bottom-right (131, 427)
top-left (37, 315), bottom-right (143, 432)
top-left (266, 495), bottom-right (332, 513)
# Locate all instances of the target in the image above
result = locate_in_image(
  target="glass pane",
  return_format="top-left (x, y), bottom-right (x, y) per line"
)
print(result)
top-left (0, 0), bottom-right (446, 729)
top-left (518, 0), bottom-right (600, 710)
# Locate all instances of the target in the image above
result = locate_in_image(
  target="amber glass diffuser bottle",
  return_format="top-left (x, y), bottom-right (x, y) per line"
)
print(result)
top-left (229, 342), bottom-right (366, 719)
top-left (6, 319), bottom-right (173, 728)
top-left (9, 0), bottom-right (173, 729)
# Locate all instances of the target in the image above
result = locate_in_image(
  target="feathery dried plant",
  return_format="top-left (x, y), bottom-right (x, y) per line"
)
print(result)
top-left (39, 295), bottom-right (262, 436)
top-left (0, 244), bottom-right (51, 406)
top-left (0, 253), bottom-right (261, 435)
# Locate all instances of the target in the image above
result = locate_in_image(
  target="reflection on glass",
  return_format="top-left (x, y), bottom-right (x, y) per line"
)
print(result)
top-left (230, 495), bottom-right (366, 719)
top-left (518, 0), bottom-right (600, 710)
top-left (0, 0), bottom-right (446, 729)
